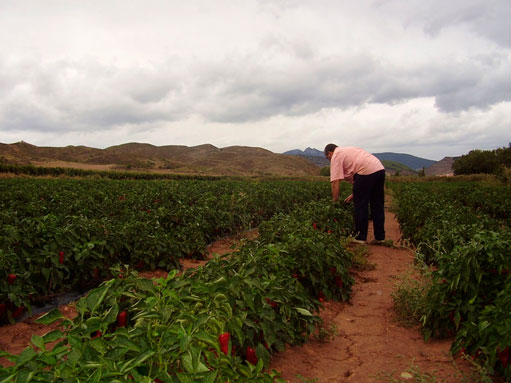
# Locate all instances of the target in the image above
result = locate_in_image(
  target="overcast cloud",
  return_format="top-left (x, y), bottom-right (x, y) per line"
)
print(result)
top-left (0, 0), bottom-right (509, 160)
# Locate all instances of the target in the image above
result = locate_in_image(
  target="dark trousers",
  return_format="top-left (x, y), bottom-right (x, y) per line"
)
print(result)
top-left (353, 169), bottom-right (385, 241)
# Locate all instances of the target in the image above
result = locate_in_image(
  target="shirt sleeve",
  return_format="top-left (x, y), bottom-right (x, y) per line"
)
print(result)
top-left (329, 153), bottom-right (344, 182)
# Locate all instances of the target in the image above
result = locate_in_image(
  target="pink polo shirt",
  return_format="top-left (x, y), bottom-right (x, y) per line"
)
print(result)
top-left (330, 147), bottom-right (384, 184)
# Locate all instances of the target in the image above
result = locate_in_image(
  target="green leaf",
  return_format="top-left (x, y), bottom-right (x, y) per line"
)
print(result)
top-left (41, 268), bottom-right (50, 283)
top-left (38, 355), bottom-right (57, 366)
top-left (16, 348), bottom-right (37, 366)
top-left (199, 371), bottom-right (218, 383)
top-left (31, 334), bottom-right (46, 351)
top-left (12, 370), bottom-right (36, 383)
top-left (42, 330), bottom-right (65, 343)
top-left (103, 304), bottom-right (119, 326)
top-left (86, 281), bottom-right (112, 313)
top-left (0, 373), bottom-right (17, 383)
top-left (194, 331), bottom-right (217, 350)
top-left (182, 352), bottom-right (194, 373)
top-left (67, 348), bottom-right (82, 367)
top-left (110, 336), bottom-right (140, 352)
top-left (136, 278), bottom-right (155, 293)
top-left (295, 307), bottom-right (312, 316)
top-left (35, 308), bottom-right (64, 325)
top-left (90, 338), bottom-right (108, 355)
top-left (179, 334), bottom-right (192, 352)
top-left (195, 359), bottom-right (209, 373)
top-left (125, 350), bottom-right (155, 372)
top-left (256, 343), bottom-right (271, 367)
top-left (85, 317), bottom-right (102, 333)
top-left (176, 372), bottom-right (194, 383)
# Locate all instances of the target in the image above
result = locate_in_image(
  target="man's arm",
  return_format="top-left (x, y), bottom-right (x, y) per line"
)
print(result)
top-left (331, 179), bottom-right (340, 202)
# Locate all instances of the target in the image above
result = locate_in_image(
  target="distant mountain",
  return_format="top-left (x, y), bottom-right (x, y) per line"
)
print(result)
top-left (284, 148), bottom-right (437, 171)
top-left (283, 147), bottom-right (323, 157)
top-left (283, 148), bottom-right (329, 167)
top-left (283, 149), bottom-right (305, 156)
top-left (303, 147), bottom-right (324, 157)
top-left (372, 152), bottom-right (436, 171)
top-left (0, 142), bottom-right (320, 177)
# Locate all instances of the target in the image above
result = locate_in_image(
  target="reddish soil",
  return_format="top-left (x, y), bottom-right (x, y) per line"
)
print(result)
top-left (0, 210), bottom-right (475, 381)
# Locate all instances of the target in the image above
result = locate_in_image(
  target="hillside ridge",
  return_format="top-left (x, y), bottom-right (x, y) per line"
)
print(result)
top-left (0, 142), bottom-right (319, 177)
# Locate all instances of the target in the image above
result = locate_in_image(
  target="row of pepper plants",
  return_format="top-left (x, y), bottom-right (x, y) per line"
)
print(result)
top-left (0, 193), bottom-right (355, 382)
top-left (390, 181), bottom-right (511, 379)
top-left (0, 178), bottom-right (329, 323)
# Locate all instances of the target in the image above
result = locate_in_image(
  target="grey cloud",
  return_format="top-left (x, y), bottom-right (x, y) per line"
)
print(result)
top-left (0, 58), bottom-right (188, 133)
top-left (383, 0), bottom-right (511, 48)
top-left (190, 49), bottom-right (509, 122)
top-left (190, 54), bottom-right (383, 123)
top-left (432, 53), bottom-right (511, 111)
top-left (0, 41), bottom-right (509, 133)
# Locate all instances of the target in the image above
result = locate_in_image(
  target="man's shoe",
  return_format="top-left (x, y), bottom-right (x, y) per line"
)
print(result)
top-left (352, 239), bottom-right (366, 244)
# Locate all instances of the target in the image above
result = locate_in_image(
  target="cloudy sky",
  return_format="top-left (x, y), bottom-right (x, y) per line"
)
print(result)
top-left (0, 0), bottom-right (510, 160)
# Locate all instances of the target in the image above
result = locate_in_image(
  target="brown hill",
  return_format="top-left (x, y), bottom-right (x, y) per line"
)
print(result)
top-left (424, 156), bottom-right (458, 176)
top-left (0, 141), bottom-right (320, 177)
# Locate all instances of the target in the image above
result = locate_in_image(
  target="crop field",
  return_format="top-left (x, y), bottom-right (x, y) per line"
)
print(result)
top-left (391, 181), bottom-right (511, 380)
top-left (0, 177), bottom-right (509, 381)
top-left (0, 178), bottom-right (356, 381)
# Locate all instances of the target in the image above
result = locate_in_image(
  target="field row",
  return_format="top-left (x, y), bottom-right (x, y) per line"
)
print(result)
top-left (1, 194), bottom-right (355, 382)
top-left (0, 178), bottom-right (341, 323)
top-left (391, 182), bottom-right (511, 379)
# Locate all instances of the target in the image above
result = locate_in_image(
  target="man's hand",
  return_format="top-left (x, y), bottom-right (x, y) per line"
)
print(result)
top-left (344, 194), bottom-right (353, 203)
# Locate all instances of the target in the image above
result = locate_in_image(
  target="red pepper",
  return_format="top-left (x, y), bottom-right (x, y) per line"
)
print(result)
top-left (448, 310), bottom-right (463, 329)
top-left (117, 311), bottom-right (127, 327)
top-left (312, 222), bottom-right (318, 230)
top-left (218, 332), bottom-right (230, 355)
top-left (265, 298), bottom-right (278, 308)
top-left (12, 306), bottom-right (25, 319)
top-left (59, 251), bottom-right (65, 264)
top-left (292, 273), bottom-right (300, 279)
top-left (246, 346), bottom-right (258, 365)
top-left (335, 276), bottom-right (344, 289)
top-left (7, 274), bottom-right (17, 285)
top-left (498, 346), bottom-right (510, 369)
top-left (318, 291), bottom-right (325, 302)
top-left (92, 331), bottom-right (102, 339)
top-left (329, 267), bottom-right (336, 275)
top-left (448, 310), bottom-right (456, 325)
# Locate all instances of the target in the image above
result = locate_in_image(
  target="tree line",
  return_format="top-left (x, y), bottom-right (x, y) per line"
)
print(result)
top-left (453, 144), bottom-right (511, 177)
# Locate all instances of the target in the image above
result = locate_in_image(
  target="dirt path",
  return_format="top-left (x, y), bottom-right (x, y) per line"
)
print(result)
top-left (269, 205), bottom-right (472, 382)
